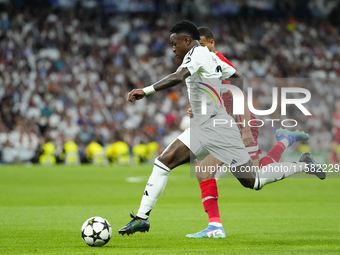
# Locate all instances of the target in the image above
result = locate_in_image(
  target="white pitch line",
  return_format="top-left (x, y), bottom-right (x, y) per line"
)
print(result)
top-left (126, 177), bottom-right (145, 183)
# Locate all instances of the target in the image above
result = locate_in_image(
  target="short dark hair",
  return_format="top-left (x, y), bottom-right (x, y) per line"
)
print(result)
top-left (170, 20), bottom-right (200, 40)
top-left (198, 26), bottom-right (214, 40)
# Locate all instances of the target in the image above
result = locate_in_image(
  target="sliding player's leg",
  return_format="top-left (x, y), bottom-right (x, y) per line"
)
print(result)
top-left (228, 151), bottom-right (325, 191)
top-left (232, 128), bottom-right (325, 189)
top-left (118, 138), bottom-right (194, 235)
top-left (231, 128), bottom-right (324, 189)
top-left (259, 128), bottom-right (310, 169)
top-left (216, 128), bottom-right (309, 180)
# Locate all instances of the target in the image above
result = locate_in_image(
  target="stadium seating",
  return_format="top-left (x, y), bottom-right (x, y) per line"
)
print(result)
top-left (0, 1), bottom-right (339, 164)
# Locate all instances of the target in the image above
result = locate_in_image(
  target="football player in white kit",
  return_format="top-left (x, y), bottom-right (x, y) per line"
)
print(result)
top-left (118, 20), bottom-right (325, 237)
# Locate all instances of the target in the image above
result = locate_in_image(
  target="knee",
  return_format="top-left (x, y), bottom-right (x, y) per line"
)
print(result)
top-left (157, 151), bottom-right (175, 169)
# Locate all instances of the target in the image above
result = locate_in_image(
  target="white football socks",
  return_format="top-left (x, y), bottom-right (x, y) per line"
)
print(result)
top-left (209, 222), bottom-right (223, 227)
top-left (254, 161), bottom-right (307, 190)
top-left (137, 158), bottom-right (170, 219)
top-left (280, 138), bottom-right (290, 148)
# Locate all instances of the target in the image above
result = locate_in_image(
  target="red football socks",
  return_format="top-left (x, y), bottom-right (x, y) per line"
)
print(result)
top-left (260, 141), bottom-right (285, 168)
top-left (200, 179), bottom-right (221, 224)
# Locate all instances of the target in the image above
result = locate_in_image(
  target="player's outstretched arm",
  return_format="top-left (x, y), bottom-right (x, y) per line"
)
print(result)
top-left (153, 67), bottom-right (190, 91)
top-left (127, 67), bottom-right (190, 102)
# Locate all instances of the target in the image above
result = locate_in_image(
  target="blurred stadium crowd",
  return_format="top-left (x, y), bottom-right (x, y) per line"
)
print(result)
top-left (0, 0), bottom-right (340, 164)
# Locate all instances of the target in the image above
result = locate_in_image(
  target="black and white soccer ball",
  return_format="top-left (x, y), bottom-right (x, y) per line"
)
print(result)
top-left (81, 216), bottom-right (112, 247)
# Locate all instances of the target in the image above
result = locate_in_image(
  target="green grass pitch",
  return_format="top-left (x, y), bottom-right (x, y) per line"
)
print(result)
top-left (0, 164), bottom-right (339, 254)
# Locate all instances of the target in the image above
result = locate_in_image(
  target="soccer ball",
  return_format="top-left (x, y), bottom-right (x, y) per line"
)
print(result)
top-left (81, 216), bottom-right (112, 247)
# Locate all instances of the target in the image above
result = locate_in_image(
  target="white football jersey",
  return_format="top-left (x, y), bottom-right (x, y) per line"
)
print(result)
top-left (178, 46), bottom-right (236, 125)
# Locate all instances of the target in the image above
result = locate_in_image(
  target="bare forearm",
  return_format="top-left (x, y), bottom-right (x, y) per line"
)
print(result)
top-left (239, 92), bottom-right (254, 146)
top-left (240, 92), bottom-right (251, 130)
top-left (153, 67), bottom-right (190, 92)
top-left (154, 74), bottom-right (183, 91)
top-left (127, 68), bottom-right (190, 102)
top-left (228, 72), bottom-right (244, 91)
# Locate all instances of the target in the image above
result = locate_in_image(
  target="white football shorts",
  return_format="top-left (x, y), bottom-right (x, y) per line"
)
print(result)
top-left (177, 112), bottom-right (250, 167)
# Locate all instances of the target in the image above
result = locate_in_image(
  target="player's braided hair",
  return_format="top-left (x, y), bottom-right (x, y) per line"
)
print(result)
top-left (170, 20), bottom-right (200, 40)
top-left (197, 26), bottom-right (214, 40)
